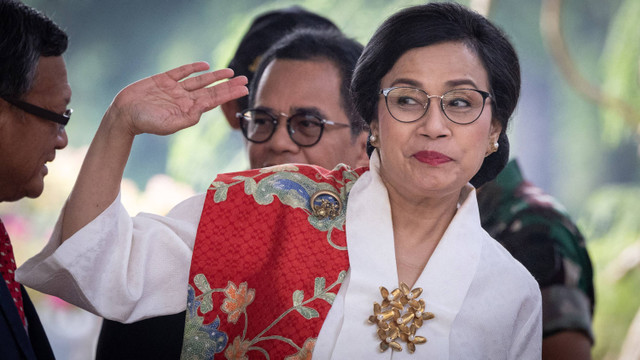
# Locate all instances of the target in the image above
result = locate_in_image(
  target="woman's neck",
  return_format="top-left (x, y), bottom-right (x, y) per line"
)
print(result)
top-left (385, 183), bottom-right (462, 287)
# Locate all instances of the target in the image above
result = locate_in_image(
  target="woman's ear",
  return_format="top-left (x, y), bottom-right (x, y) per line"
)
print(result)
top-left (485, 121), bottom-right (503, 156)
top-left (369, 120), bottom-right (379, 136)
top-left (366, 120), bottom-right (379, 157)
top-left (354, 131), bottom-right (370, 168)
top-left (489, 120), bottom-right (502, 146)
top-left (490, 118), bottom-right (502, 139)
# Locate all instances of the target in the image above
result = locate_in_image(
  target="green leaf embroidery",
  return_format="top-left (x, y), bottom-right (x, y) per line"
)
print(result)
top-left (213, 186), bottom-right (228, 203)
top-left (200, 292), bottom-right (214, 314)
top-left (337, 270), bottom-right (347, 283)
top-left (292, 290), bottom-right (304, 307)
top-left (208, 181), bottom-right (227, 190)
top-left (296, 306), bottom-right (320, 319)
top-left (244, 178), bottom-right (257, 195)
top-left (313, 277), bottom-right (326, 297)
top-left (342, 170), bottom-right (358, 182)
top-left (193, 274), bottom-right (212, 293)
top-left (318, 292), bottom-right (336, 305)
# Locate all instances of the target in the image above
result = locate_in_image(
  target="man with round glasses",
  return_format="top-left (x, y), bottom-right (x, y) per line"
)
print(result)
top-left (238, 108), bottom-right (350, 148)
top-left (93, 13), bottom-right (369, 360)
top-left (237, 28), bottom-right (369, 170)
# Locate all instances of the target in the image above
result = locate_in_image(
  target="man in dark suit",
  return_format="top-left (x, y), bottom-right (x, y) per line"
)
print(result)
top-left (0, 1), bottom-right (70, 358)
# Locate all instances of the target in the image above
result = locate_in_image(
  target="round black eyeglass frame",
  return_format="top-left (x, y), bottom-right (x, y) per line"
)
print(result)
top-left (379, 87), bottom-right (492, 125)
top-left (236, 108), bottom-right (350, 147)
top-left (1, 96), bottom-right (72, 126)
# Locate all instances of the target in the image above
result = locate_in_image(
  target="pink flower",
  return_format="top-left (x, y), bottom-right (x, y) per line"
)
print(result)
top-left (284, 338), bottom-right (316, 360)
top-left (224, 337), bottom-right (250, 360)
top-left (221, 282), bottom-right (255, 324)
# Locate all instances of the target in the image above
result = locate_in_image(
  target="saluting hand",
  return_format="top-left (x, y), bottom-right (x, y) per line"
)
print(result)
top-left (106, 62), bottom-right (248, 136)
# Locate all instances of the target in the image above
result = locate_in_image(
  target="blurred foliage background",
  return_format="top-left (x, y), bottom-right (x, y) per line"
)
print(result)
top-left (0, 0), bottom-right (638, 358)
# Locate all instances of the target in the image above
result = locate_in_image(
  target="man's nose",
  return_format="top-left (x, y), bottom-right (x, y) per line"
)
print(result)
top-left (268, 119), bottom-right (299, 153)
top-left (56, 125), bottom-right (68, 149)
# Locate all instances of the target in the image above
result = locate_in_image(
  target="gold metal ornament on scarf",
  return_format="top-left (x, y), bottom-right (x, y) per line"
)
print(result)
top-left (310, 190), bottom-right (342, 220)
top-left (368, 282), bottom-right (435, 353)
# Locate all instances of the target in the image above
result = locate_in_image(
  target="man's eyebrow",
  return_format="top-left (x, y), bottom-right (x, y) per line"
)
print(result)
top-left (291, 106), bottom-right (327, 120)
top-left (251, 106), bottom-right (329, 120)
top-left (253, 105), bottom-right (274, 113)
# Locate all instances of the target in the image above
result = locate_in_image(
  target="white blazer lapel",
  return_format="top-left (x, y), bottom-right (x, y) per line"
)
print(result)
top-left (332, 152), bottom-right (399, 358)
top-left (404, 185), bottom-right (482, 359)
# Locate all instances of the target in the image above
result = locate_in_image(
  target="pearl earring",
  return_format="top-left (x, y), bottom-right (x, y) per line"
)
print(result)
top-left (369, 135), bottom-right (377, 143)
top-left (486, 141), bottom-right (499, 157)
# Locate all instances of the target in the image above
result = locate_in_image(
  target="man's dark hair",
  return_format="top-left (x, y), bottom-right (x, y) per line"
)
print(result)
top-left (228, 6), bottom-right (338, 110)
top-left (250, 28), bottom-right (366, 138)
top-left (0, 0), bottom-right (68, 99)
top-left (351, 2), bottom-right (520, 187)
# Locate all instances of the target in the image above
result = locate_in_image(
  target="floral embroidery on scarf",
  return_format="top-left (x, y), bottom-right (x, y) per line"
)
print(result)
top-left (221, 282), bottom-right (255, 324)
top-left (183, 271), bottom-right (346, 359)
top-left (208, 167), bottom-right (360, 250)
top-left (184, 166), bottom-right (360, 358)
top-left (224, 337), bottom-right (250, 360)
top-left (284, 338), bottom-right (316, 360)
top-left (181, 286), bottom-right (228, 359)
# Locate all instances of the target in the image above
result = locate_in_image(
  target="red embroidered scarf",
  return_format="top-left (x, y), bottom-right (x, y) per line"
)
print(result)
top-left (183, 164), bottom-right (365, 359)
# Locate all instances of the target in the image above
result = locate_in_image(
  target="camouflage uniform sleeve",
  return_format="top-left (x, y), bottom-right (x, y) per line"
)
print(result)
top-left (496, 210), bottom-right (595, 342)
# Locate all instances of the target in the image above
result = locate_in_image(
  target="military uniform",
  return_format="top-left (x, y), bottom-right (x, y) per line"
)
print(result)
top-left (478, 160), bottom-right (595, 341)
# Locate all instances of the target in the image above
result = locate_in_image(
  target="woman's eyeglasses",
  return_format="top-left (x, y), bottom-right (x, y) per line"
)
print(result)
top-left (380, 87), bottom-right (491, 125)
top-left (237, 108), bottom-right (350, 147)
top-left (1, 96), bottom-right (72, 126)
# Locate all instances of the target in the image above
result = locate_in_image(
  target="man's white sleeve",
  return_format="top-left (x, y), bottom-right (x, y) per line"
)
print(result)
top-left (16, 192), bottom-right (206, 323)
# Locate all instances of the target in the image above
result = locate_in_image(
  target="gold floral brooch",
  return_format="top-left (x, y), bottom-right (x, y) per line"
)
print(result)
top-left (367, 283), bottom-right (435, 353)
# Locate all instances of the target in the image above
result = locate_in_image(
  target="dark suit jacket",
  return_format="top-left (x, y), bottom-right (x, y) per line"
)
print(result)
top-left (0, 282), bottom-right (55, 359)
top-left (96, 312), bottom-right (185, 360)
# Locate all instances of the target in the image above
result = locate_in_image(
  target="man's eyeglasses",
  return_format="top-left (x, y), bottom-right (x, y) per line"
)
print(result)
top-left (1, 96), bottom-right (72, 126)
top-left (237, 108), bottom-right (350, 147)
top-left (380, 87), bottom-right (492, 125)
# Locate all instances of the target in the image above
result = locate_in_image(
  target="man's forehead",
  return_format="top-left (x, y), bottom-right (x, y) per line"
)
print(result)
top-left (255, 58), bottom-right (345, 117)
top-left (25, 56), bottom-right (71, 105)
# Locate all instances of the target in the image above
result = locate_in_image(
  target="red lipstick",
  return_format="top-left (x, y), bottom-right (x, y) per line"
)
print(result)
top-left (413, 151), bottom-right (452, 166)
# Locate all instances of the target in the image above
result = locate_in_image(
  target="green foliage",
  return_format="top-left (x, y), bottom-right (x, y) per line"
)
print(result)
top-left (600, 0), bottom-right (640, 145)
top-left (167, 111), bottom-right (248, 191)
top-left (580, 186), bottom-right (640, 240)
top-left (580, 185), bottom-right (640, 359)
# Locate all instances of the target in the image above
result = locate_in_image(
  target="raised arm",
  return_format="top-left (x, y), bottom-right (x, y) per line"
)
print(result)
top-left (61, 62), bottom-right (248, 241)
